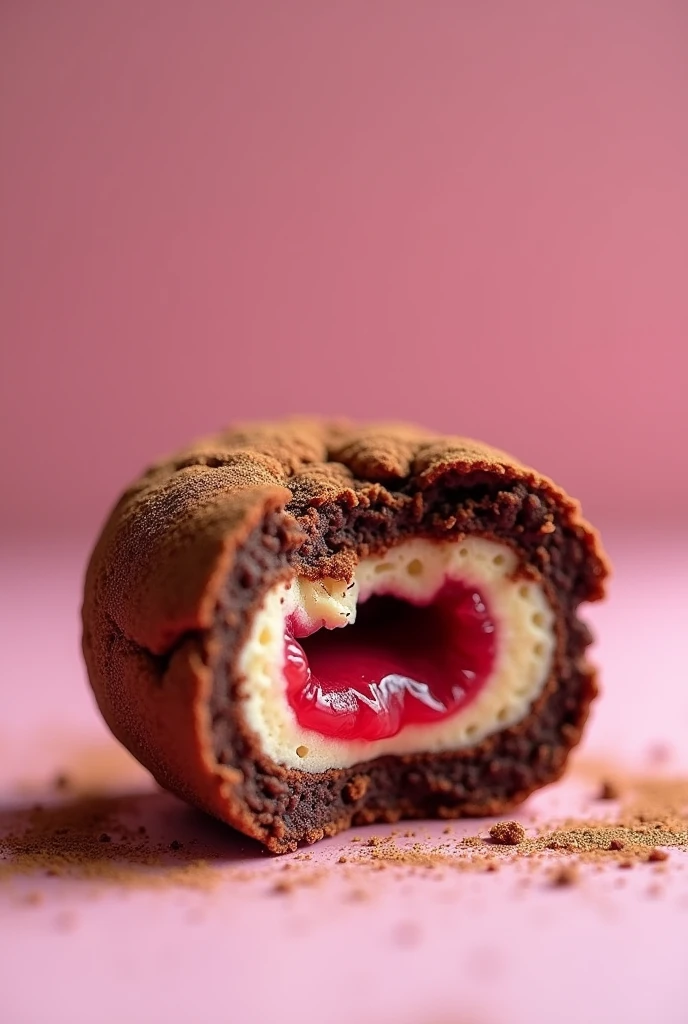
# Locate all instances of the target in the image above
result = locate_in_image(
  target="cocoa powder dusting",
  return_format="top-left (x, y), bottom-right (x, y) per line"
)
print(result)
top-left (335, 765), bottom-right (688, 882)
top-left (2, 756), bottom-right (686, 901)
top-left (0, 796), bottom-right (219, 891)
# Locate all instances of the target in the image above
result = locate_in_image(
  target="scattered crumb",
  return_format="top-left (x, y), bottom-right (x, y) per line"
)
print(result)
top-left (347, 888), bottom-right (369, 902)
top-left (1, 757), bottom-right (686, 900)
top-left (21, 890), bottom-right (44, 906)
top-left (547, 839), bottom-right (573, 851)
top-left (489, 821), bottom-right (525, 846)
top-left (598, 780), bottom-right (621, 801)
top-left (365, 836), bottom-right (385, 847)
top-left (549, 865), bottom-right (579, 888)
top-left (336, 768), bottom-right (688, 884)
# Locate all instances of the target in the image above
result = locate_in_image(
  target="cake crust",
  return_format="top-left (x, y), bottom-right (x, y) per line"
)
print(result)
top-left (82, 419), bottom-right (609, 852)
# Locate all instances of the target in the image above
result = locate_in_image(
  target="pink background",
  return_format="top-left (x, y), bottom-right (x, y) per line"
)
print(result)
top-left (2, 7), bottom-right (688, 1023)
top-left (1, 1), bottom-right (687, 538)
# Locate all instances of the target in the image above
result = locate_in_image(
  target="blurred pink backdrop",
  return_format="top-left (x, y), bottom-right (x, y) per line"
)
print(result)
top-left (1, 1), bottom-right (686, 538)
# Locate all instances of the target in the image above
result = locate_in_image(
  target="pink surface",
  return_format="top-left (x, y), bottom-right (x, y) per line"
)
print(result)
top-left (1, 533), bottom-right (687, 1024)
top-left (1, 1), bottom-right (687, 534)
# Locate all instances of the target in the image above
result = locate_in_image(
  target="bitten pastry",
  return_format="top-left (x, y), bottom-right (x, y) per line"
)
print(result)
top-left (82, 419), bottom-right (609, 852)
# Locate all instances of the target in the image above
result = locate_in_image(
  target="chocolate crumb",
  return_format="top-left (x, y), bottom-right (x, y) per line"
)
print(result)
top-left (22, 891), bottom-right (44, 906)
top-left (608, 838), bottom-right (625, 851)
top-left (170, 840), bottom-right (182, 851)
top-left (98, 833), bottom-right (112, 843)
top-left (547, 839), bottom-right (573, 851)
top-left (347, 888), bottom-right (369, 902)
top-left (489, 821), bottom-right (525, 845)
top-left (647, 848), bottom-right (669, 863)
top-left (550, 865), bottom-right (579, 887)
top-left (598, 780), bottom-right (621, 801)
top-left (338, 856), bottom-right (348, 864)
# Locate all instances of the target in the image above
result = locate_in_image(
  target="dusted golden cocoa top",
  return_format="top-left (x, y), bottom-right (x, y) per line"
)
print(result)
top-left (85, 418), bottom-right (608, 658)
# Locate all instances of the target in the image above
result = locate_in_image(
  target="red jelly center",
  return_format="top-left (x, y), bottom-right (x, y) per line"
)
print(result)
top-left (284, 581), bottom-right (497, 742)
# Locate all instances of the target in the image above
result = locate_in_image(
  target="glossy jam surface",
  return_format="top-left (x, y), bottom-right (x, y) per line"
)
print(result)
top-left (284, 581), bottom-right (497, 742)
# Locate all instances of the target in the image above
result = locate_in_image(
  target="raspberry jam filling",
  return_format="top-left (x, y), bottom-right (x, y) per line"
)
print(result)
top-left (284, 581), bottom-right (497, 742)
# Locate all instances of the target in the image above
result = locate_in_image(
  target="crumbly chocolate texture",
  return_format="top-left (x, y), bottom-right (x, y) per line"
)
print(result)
top-left (82, 419), bottom-right (609, 853)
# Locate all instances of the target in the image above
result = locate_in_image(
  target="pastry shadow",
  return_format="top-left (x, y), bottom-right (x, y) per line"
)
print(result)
top-left (0, 789), bottom-right (272, 885)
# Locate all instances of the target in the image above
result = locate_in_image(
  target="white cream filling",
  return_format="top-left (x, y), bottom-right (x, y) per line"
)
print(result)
top-left (237, 537), bottom-right (556, 772)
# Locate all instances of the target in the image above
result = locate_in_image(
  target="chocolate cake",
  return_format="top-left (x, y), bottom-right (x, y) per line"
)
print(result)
top-left (82, 419), bottom-right (609, 852)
